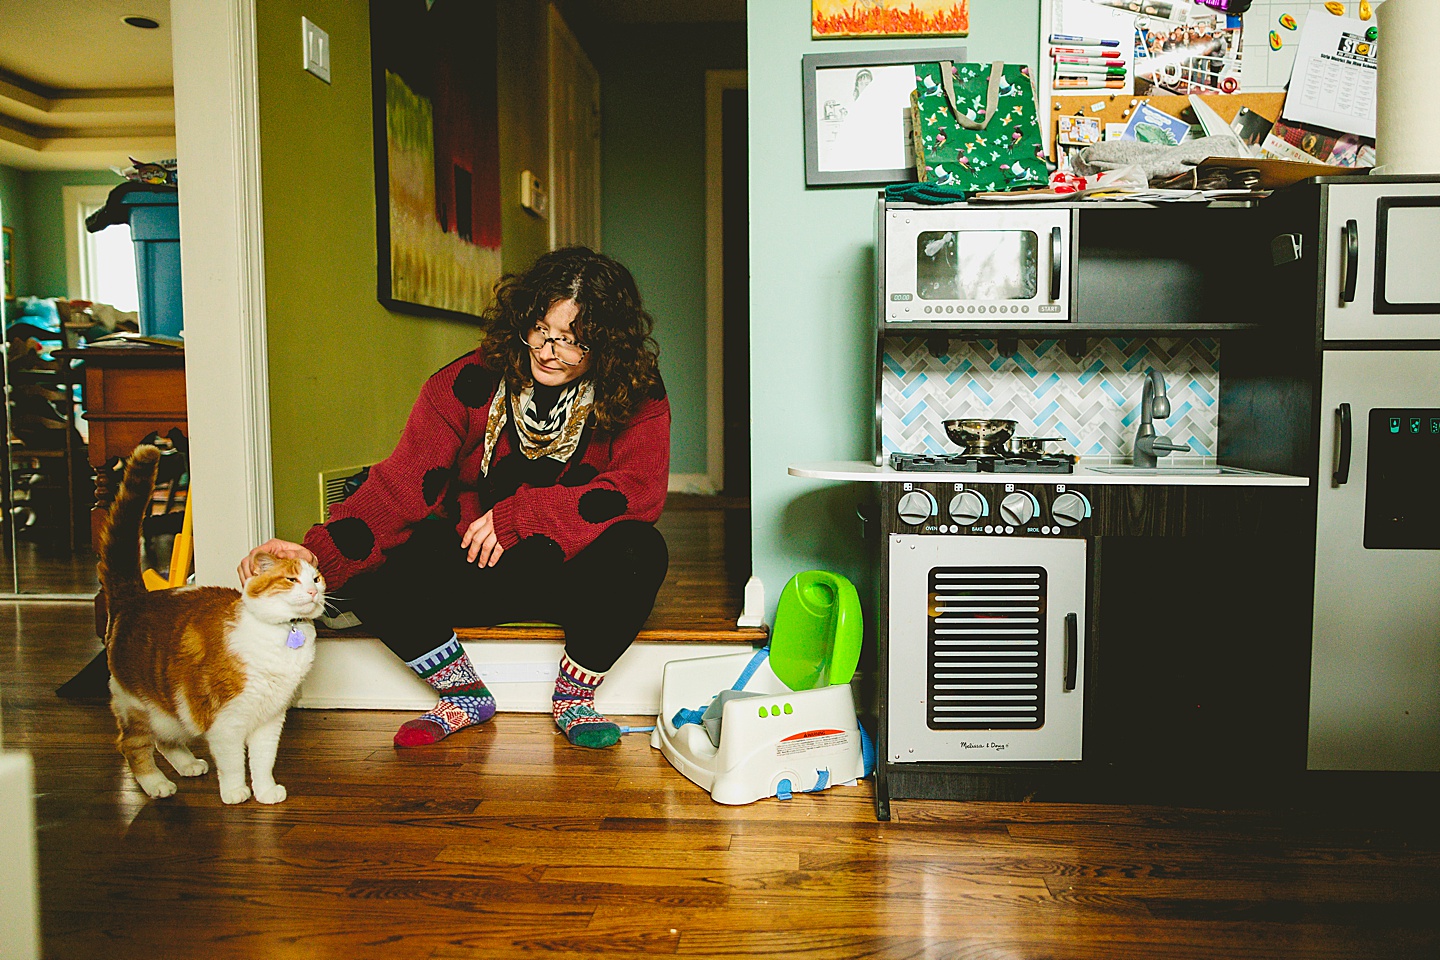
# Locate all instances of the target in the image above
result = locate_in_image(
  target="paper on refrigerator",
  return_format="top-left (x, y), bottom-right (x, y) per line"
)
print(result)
top-left (1280, 11), bottom-right (1378, 138)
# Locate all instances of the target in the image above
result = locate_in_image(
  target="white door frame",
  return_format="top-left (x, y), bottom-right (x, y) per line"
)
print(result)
top-left (704, 70), bottom-right (746, 496)
top-left (170, 0), bottom-right (273, 585)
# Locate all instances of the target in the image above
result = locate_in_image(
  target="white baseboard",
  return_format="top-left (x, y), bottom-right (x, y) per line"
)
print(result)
top-left (295, 637), bottom-right (759, 716)
top-left (667, 472), bottom-right (717, 494)
top-left (0, 753), bottom-right (39, 960)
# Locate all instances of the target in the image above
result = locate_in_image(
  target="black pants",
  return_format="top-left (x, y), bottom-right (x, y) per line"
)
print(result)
top-left (337, 518), bottom-right (668, 673)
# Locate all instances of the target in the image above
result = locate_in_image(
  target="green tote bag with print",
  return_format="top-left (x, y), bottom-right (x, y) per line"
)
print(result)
top-left (910, 61), bottom-right (1050, 193)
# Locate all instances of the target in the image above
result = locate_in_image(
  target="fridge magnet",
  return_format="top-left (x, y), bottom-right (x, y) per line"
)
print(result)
top-left (1279, 13), bottom-right (1298, 30)
top-left (812, 1), bottom-right (969, 39)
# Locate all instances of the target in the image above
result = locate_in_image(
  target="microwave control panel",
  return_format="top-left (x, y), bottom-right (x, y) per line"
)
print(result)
top-left (885, 482), bottom-right (1092, 538)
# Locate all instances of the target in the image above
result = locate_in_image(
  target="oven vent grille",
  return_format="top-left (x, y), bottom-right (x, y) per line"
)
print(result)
top-left (927, 566), bottom-right (1046, 730)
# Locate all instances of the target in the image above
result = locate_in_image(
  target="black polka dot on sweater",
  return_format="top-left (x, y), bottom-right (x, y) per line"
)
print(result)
top-left (327, 517), bottom-right (375, 561)
top-left (421, 467), bottom-right (449, 506)
top-left (560, 463), bottom-right (599, 487)
top-left (451, 363), bottom-right (492, 408)
top-left (578, 488), bottom-right (628, 523)
top-left (512, 533), bottom-right (564, 569)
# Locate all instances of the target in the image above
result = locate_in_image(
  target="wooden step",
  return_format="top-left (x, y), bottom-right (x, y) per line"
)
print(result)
top-left (319, 619), bottom-right (768, 645)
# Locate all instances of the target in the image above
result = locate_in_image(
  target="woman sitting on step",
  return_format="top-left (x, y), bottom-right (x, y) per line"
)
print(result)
top-left (239, 247), bottom-right (671, 749)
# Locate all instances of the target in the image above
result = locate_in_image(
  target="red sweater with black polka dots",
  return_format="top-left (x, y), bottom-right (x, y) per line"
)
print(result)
top-left (304, 349), bottom-right (670, 590)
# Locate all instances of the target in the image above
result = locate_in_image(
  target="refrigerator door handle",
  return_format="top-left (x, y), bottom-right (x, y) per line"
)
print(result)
top-left (1333, 402), bottom-right (1352, 486)
top-left (1063, 612), bottom-right (1079, 692)
top-left (1341, 219), bottom-right (1359, 304)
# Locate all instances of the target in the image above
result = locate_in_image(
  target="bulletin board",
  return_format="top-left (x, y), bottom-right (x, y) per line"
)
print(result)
top-left (1035, 0), bottom-right (1377, 153)
top-left (1048, 91), bottom-right (1288, 159)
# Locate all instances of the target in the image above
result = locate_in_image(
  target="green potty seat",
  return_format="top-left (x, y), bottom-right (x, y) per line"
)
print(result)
top-left (768, 571), bottom-right (863, 692)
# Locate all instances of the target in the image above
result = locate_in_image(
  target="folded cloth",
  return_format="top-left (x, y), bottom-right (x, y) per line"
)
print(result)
top-left (884, 182), bottom-right (978, 204)
top-left (1071, 135), bottom-right (1249, 181)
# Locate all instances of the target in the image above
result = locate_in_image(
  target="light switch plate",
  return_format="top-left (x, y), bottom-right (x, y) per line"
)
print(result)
top-left (302, 17), bottom-right (331, 83)
top-left (520, 170), bottom-right (548, 219)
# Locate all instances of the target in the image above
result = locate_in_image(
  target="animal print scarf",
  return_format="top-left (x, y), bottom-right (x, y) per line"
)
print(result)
top-left (480, 377), bottom-right (594, 476)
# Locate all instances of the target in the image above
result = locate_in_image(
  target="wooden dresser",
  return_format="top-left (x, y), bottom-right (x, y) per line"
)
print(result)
top-left (59, 345), bottom-right (187, 542)
top-left (56, 345), bottom-right (186, 634)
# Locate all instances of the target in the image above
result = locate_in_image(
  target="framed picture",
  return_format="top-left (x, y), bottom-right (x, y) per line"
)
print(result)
top-left (2, 226), bottom-right (13, 302)
top-left (812, 1), bottom-right (970, 39)
top-left (802, 46), bottom-right (965, 187)
top-left (370, 0), bottom-right (503, 322)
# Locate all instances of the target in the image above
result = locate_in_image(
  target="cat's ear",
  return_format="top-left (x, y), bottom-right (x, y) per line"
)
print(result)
top-left (251, 552), bottom-right (277, 574)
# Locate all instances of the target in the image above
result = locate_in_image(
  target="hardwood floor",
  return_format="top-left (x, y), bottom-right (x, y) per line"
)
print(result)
top-left (5, 599), bottom-right (1439, 959)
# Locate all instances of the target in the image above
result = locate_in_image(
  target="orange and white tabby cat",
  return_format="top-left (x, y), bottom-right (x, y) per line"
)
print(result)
top-left (100, 445), bottom-right (325, 804)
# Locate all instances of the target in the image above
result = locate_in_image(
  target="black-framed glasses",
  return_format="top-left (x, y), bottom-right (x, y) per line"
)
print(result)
top-left (519, 326), bottom-right (590, 366)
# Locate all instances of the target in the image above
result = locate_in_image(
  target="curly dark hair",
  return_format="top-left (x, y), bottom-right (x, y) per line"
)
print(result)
top-left (480, 246), bottom-right (661, 433)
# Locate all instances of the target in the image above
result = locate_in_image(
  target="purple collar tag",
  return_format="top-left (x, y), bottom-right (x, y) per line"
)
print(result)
top-left (287, 626), bottom-right (306, 649)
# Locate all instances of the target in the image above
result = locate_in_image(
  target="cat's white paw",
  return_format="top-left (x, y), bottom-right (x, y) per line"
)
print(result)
top-left (138, 774), bottom-right (177, 799)
top-left (220, 783), bottom-right (252, 804)
top-left (173, 757), bottom-right (209, 777)
top-left (253, 783), bottom-right (287, 805)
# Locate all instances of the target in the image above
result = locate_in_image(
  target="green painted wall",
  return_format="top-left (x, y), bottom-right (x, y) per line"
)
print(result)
top-left (256, 0), bottom-right (550, 540)
top-left (0, 163), bottom-right (27, 320)
top-left (590, 23), bottom-right (745, 479)
top-left (17, 169), bottom-right (124, 299)
top-left (0, 167), bottom-right (123, 317)
top-left (747, 2), bottom-right (1040, 617)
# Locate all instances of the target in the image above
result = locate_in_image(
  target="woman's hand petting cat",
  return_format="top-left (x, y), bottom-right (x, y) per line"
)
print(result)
top-left (461, 511), bottom-right (505, 567)
top-left (238, 539), bottom-right (318, 583)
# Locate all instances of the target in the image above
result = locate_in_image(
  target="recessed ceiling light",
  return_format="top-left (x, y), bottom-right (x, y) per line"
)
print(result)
top-left (123, 16), bottom-right (160, 29)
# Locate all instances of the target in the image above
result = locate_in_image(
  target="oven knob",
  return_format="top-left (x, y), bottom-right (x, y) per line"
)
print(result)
top-left (897, 490), bottom-right (938, 526)
top-left (1051, 491), bottom-right (1092, 528)
top-left (999, 491), bottom-right (1036, 526)
top-left (948, 490), bottom-right (986, 525)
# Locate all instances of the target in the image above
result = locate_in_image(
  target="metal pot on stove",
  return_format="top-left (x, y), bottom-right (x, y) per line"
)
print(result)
top-left (1007, 436), bottom-right (1066, 457)
top-left (942, 418), bottom-right (1017, 455)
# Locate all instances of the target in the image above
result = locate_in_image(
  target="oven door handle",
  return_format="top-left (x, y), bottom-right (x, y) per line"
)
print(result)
top-left (1340, 219), bottom-right (1359, 304)
top-left (1333, 402), bottom-right (1352, 486)
top-left (1050, 226), bottom-right (1063, 303)
top-left (1063, 612), bottom-right (1079, 693)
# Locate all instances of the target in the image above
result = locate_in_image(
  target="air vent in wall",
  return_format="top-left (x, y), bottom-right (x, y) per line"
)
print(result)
top-left (317, 463), bottom-right (375, 521)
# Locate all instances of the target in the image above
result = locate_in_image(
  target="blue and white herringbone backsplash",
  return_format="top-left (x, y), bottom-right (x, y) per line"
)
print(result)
top-left (881, 337), bottom-right (1219, 461)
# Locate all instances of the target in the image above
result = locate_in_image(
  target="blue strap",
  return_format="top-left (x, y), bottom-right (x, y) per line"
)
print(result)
top-left (775, 778), bottom-right (793, 800)
top-left (671, 707), bottom-right (706, 729)
top-left (859, 722), bottom-right (877, 778)
top-left (672, 646), bottom-right (772, 729)
top-left (732, 645), bottom-right (770, 691)
top-left (803, 769), bottom-right (831, 793)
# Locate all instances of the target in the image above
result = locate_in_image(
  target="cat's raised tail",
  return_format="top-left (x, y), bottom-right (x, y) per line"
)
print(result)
top-left (98, 444), bottom-right (163, 601)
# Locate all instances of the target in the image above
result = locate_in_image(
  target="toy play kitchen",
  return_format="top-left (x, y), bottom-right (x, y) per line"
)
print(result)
top-left (794, 179), bottom-right (1440, 818)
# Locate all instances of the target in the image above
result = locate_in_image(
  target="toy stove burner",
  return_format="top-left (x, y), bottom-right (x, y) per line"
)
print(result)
top-left (889, 451), bottom-right (1075, 475)
top-left (888, 452), bottom-right (983, 473)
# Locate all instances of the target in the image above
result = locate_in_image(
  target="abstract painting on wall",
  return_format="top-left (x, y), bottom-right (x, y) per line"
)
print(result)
top-left (812, 1), bottom-right (970, 39)
top-left (370, 0), bottom-right (501, 321)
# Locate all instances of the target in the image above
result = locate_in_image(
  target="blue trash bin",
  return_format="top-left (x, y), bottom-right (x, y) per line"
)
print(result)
top-left (118, 191), bottom-right (183, 339)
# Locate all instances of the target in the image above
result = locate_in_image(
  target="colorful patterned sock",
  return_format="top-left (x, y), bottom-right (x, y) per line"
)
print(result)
top-left (551, 654), bottom-right (620, 749)
top-left (394, 636), bottom-right (496, 747)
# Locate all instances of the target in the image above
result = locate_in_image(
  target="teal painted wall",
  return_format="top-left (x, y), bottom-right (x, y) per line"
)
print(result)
top-left (18, 170), bottom-right (125, 299)
top-left (747, 2), bottom-right (1040, 617)
top-left (0, 166), bottom-right (121, 320)
top-left (0, 164), bottom-right (27, 320)
top-left (591, 23), bottom-right (745, 480)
